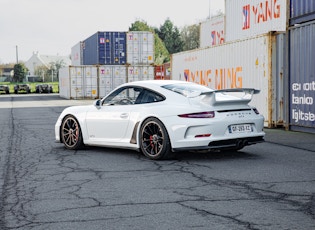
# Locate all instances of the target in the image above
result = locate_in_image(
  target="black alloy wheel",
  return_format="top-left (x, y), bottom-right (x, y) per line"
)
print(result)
top-left (140, 118), bottom-right (173, 160)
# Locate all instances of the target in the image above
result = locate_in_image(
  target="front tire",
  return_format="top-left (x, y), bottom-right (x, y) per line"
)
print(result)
top-left (139, 118), bottom-right (173, 160)
top-left (61, 115), bottom-right (84, 150)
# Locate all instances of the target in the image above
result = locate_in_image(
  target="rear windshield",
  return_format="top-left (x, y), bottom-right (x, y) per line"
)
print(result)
top-left (162, 83), bottom-right (212, 97)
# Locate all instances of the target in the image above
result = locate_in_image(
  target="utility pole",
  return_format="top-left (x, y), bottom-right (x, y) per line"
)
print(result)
top-left (209, 0), bottom-right (211, 19)
top-left (16, 45), bottom-right (19, 64)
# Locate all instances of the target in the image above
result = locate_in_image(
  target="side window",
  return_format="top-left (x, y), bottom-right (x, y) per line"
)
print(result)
top-left (135, 89), bottom-right (165, 104)
top-left (103, 87), bottom-right (142, 105)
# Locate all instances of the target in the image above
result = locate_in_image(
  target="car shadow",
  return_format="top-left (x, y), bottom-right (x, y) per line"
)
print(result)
top-left (172, 150), bottom-right (260, 161)
top-left (73, 146), bottom-right (260, 162)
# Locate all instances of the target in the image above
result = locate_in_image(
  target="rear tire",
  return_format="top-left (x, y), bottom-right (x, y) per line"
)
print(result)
top-left (139, 118), bottom-right (174, 160)
top-left (61, 115), bottom-right (84, 150)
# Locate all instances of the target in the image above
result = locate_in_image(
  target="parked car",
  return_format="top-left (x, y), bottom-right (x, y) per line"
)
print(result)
top-left (14, 84), bottom-right (31, 94)
top-left (55, 80), bottom-right (265, 160)
top-left (0, 85), bottom-right (10, 94)
top-left (35, 84), bottom-right (53, 93)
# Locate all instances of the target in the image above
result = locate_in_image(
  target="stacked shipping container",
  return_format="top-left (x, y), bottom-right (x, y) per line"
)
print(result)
top-left (171, 34), bottom-right (285, 128)
top-left (172, 0), bottom-right (288, 128)
top-left (171, 0), bottom-right (315, 132)
top-left (290, 0), bottom-right (315, 25)
top-left (60, 31), bottom-right (154, 99)
top-left (289, 0), bottom-right (315, 133)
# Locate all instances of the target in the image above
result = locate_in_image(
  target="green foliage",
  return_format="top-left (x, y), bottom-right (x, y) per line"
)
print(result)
top-left (181, 24), bottom-right (200, 51)
top-left (129, 20), bottom-right (153, 32)
top-left (13, 63), bottom-right (28, 82)
top-left (155, 19), bottom-right (184, 54)
top-left (49, 59), bottom-right (66, 80)
top-left (128, 18), bottom-right (201, 65)
top-left (154, 34), bottom-right (170, 65)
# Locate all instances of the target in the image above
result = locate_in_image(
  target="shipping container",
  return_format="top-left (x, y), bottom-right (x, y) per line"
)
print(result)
top-left (59, 66), bottom-right (98, 99)
top-left (83, 32), bottom-right (126, 65)
top-left (225, 0), bottom-right (287, 42)
top-left (71, 42), bottom-right (84, 66)
top-left (289, 21), bottom-right (315, 133)
top-left (290, 0), bottom-right (315, 25)
top-left (171, 33), bottom-right (285, 128)
top-left (82, 66), bottom-right (98, 98)
top-left (200, 15), bottom-right (225, 48)
top-left (126, 31), bottom-right (154, 65)
top-left (154, 65), bottom-right (164, 80)
top-left (59, 65), bottom-right (128, 99)
top-left (163, 62), bottom-right (171, 80)
top-left (59, 67), bottom-right (70, 99)
top-left (127, 65), bottom-right (154, 82)
top-left (272, 33), bottom-right (288, 128)
top-left (98, 65), bottom-right (127, 98)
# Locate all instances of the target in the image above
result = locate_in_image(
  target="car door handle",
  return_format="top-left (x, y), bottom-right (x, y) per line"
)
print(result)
top-left (120, 113), bottom-right (129, 119)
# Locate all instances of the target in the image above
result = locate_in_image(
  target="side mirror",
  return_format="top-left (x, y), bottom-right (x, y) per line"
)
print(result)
top-left (93, 99), bottom-right (101, 108)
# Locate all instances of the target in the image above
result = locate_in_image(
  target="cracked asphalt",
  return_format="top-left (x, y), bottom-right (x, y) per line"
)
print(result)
top-left (0, 94), bottom-right (314, 230)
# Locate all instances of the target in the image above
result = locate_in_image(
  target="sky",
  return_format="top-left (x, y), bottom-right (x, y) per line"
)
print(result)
top-left (0, 0), bottom-right (224, 64)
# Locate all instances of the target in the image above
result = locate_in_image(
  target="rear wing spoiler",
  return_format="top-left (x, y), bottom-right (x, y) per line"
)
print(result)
top-left (196, 88), bottom-right (260, 106)
top-left (213, 88), bottom-right (260, 95)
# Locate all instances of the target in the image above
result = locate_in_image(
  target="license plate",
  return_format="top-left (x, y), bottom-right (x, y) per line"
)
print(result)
top-left (229, 124), bottom-right (252, 133)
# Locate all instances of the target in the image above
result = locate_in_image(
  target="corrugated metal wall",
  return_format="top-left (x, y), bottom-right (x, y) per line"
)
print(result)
top-left (171, 33), bottom-right (285, 128)
top-left (289, 21), bottom-right (315, 133)
top-left (271, 33), bottom-right (288, 127)
top-left (290, 0), bottom-right (315, 25)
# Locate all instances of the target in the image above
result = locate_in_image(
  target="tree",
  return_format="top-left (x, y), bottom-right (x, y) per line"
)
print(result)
top-left (129, 20), bottom-right (170, 65)
top-left (129, 20), bottom-right (152, 31)
top-left (49, 59), bottom-right (66, 80)
top-left (34, 65), bottom-right (49, 82)
top-left (156, 19), bottom-right (184, 54)
top-left (13, 63), bottom-right (28, 82)
top-left (181, 24), bottom-right (200, 51)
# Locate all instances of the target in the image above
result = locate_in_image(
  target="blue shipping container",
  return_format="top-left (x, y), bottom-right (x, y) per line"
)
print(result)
top-left (290, 0), bottom-right (315, 25)
top-left (83, 32), bottom-right (126, 65)
top-left (289, 21), bottom-right (315, 133)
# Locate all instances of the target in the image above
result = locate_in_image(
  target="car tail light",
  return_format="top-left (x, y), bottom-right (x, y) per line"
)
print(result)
top-left (178, 111), bottom-right (215, 118)
top-left (195, 134), bottom-right (211, 138)
top-left (253, 107), bottom-right (260, 114)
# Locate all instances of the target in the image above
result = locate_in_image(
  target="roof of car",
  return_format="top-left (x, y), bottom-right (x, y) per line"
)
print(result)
top-left (124, 80), bottom-right (193, 87)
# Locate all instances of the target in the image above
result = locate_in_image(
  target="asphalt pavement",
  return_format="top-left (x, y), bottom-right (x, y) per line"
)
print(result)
top-left (264, 128), bottom-right (315, 152)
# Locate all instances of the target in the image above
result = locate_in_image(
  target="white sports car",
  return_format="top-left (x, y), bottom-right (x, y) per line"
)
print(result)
top-left (55, 80), bottom-right (265, 160)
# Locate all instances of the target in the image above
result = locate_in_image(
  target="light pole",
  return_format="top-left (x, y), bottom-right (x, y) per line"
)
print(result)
top-left (16, 45), bottom-right (19, 64)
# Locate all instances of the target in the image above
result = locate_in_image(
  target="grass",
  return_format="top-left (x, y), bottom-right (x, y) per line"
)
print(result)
top-left (0, 82), bottom-right (59, 94)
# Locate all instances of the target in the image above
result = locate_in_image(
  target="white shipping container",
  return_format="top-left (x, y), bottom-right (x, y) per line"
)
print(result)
top-left (200, 15), bottom-right (225, 48)
top-left (83, 66), bottom-right (98, 98)
top-left (59, 67), bottom-right (70, 99)
top-left (59, 65), bottom-right (153, 99)
top-left (71, 42), bottom-right (83, 66)
top-left (171, 34), bottom-right (281, 127)
top-left (59, 66), bottom-right (99, 99)
top-left (225, 0), bottom-right (287, 42)
top-left (69, 66), bottom-right (83, 99)
top-left (127, 66), bottom-right (154, 83)
top-left (127, 31), bottom-right (154, 65)
top-left (99, 65), bottom-right (127, 98)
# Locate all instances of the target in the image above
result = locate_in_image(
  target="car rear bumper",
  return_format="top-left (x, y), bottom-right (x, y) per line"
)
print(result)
top-left (172, 135), bottom-right (265, 152)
